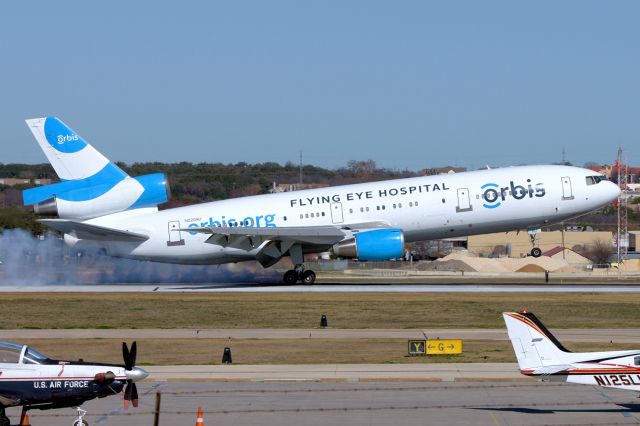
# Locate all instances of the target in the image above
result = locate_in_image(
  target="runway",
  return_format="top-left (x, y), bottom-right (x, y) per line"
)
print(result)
top-left (10, 381), bottom-right (640, 426)
top-left (3, 282), bottom-right (640, 292)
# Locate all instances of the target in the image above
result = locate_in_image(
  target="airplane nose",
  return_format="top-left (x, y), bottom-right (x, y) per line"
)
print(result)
top-left (607, 181), bottom-right (621, 202)
top-left (125, 367), bottom-right (150, 382)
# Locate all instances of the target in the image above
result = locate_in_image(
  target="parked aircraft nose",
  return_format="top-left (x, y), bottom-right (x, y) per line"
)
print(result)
top-left (126, 367), bottom-right (150, 382)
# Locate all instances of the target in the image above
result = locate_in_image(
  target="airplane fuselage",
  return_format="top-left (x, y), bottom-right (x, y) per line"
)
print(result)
top-left (83, 164), bottom-right (619, 264)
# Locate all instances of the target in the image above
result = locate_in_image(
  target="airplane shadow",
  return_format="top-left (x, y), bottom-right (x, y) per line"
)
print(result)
top-left (471, 403), bottom-right (640, 415)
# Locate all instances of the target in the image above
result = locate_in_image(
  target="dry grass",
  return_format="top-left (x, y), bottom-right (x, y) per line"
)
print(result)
top-left (2, 292), bottom-right (640, 329)
top-left (20, 338), bottom-right (638, 365)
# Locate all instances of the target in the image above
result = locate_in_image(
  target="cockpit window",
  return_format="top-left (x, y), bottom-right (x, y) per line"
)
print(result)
top-left (23, 347), bottom-right (50, 365)
top-left (586, 175), bottom-right (607, 185)
top-left (0, 341), bottom-right (24, 363)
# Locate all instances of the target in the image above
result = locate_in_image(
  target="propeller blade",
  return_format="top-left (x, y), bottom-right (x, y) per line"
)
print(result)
top-left (123, 383), bottom-right (131, 410)
top-left (131, 383), bottom-right (139, 408)
top-left (130, 341), bottom-right (137, 368)
top-left (122, 342), bottom-right (132, 370)
top-left (124, 382), bottom-right (132, 401)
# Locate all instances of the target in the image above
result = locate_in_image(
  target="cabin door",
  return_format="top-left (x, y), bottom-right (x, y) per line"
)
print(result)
top-left (167, 220), bottom-right (185, 246)
top-left (456, 188), bottom-right (472, 212)
top-left (330, 202), bottom-right (344, 224)
top-left (561, 176), bottom-right (574, 200)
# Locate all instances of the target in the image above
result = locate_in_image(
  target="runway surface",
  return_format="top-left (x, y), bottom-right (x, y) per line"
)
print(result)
top-left (3, 282), bottom-right (640, 292)
top-left (9, 381), bottom-right (640, 426)
top-left (3, 327), bottom-right (640, 342)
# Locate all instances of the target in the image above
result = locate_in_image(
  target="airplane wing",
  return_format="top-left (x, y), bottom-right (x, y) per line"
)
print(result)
top-left (181, 225), bottom-right (347, 267)
top-left (39, 219), bottom-right (149, 242)
top-left (182, 225), bottom-right (346, 247)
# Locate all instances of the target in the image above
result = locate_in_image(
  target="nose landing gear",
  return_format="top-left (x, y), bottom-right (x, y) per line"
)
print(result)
top-left (528, 228), bottom-right (542, 258)
top-left (73, 407), bottom-right (89, 426)
top-left (72, 407), bottom-right (88, 426)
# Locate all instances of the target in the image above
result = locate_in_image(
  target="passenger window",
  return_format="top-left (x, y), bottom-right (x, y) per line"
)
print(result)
top-left (409, 202), bottom-right (413, 207)
top-left (635, 356), bottom-right (640, 366)
top-left (414, 202), bottom-right (418, 207)
top-left (366, 207), bottom-right (370, 212)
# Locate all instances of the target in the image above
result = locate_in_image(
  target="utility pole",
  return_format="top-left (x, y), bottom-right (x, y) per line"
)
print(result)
top-left (299, 151), bottom-right (303, 187)
top-left (616, 147), bottom-right (628, 266)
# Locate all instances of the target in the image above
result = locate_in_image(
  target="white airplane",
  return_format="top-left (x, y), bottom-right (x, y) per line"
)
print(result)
top-left (23, 117), bottom-right (619, 284)
top-left (504, 311), bottom-right (640, 391)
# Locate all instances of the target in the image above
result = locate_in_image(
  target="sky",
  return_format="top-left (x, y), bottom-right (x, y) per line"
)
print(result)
top-left (1, 1), bottom-right (638, 171)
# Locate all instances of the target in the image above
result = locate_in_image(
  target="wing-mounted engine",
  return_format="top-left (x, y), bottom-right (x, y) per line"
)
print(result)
top-left (332, 228), bottom-right (404, 261)
top-left (23, 173), bottom-right (170, 220)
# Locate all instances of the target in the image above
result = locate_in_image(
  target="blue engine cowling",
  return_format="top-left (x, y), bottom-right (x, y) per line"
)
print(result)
top-left (23, 173), bottom-right (170, 220)
top-left (332, 228), bottom-right (405, 261)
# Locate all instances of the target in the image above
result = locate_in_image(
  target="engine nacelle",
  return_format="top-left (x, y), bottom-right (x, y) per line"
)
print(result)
top-left (24, 173), bottom-right (170, 220)
top-left (332, 228), bottom-right (404, 261)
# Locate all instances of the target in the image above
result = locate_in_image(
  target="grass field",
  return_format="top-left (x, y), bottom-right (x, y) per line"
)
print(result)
top-left (2, 291), bottom-right (639, 364)
top-left (19, 338), bottom-right (636, 365)
top-left (2, 292), bottom-right (640, 329)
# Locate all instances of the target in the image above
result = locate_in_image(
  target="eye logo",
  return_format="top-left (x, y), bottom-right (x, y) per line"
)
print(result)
top-left (57, 134), bottom-right (79, 144)
top-left (481, 183), bottom-right (501, 209)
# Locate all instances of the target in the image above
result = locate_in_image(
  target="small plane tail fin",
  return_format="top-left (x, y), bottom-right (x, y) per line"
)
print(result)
top-left (502, 311), bottom-right (570, 373)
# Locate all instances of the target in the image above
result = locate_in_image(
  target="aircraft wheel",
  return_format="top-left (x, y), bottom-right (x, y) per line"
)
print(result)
top-left (301, 270), bottom-right (316, 284)
top-left (283, 270), bottom-right (299, 284)
top-left (531, 247), bottom-right (542, 258)
top-left (73, 420), bottom-right (89, 426)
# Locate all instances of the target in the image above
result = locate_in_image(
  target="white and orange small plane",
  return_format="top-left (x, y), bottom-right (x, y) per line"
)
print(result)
top-left (503, 311), bottom-right (640, 391)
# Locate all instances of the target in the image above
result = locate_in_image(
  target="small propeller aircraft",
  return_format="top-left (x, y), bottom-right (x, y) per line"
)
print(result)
top-left (504, 311), bottom-right (640, 391)
top-left (0, 341), bottom-right (148, 426)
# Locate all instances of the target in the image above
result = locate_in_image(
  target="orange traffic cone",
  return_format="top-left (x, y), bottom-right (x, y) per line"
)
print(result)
top-left (195, 406), bottom-right (204, 425)
top-left (20, 413), bottom-right (31, 426)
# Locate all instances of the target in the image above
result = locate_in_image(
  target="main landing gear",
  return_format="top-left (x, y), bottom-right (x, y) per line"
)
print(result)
top-left (528, 228), bottom-right (542, 258)
top-left (283, 265), bottom-right (316, 284)
top-left (282, 244), bottom-right (316, 284)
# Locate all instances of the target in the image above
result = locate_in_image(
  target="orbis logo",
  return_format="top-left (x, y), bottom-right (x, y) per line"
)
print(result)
top-left (57, 133), bottom-right (79, 144)
top-left (481, 179), bottom-right (545, 209)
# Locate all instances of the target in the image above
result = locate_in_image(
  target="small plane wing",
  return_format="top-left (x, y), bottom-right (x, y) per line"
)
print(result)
top-left (181, 225), bottom-right (346, 248)
top-left (39, 219), bottom-right (149, 242)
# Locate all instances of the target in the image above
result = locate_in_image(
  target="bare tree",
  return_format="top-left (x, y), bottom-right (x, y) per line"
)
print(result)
top-left (585, 239), bottom-right (612, 265)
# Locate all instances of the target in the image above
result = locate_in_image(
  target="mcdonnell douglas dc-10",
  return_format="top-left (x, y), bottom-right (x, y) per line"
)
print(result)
top-left (23, 117), bottom-right (619, 283)
top-left (504, 311), bottom-right (640, 392)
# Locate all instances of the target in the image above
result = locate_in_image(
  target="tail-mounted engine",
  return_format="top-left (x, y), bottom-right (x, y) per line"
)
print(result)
top-left (23, 173), bottom-right (170, 220)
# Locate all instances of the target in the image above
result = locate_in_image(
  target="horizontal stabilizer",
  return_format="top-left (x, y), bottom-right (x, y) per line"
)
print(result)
top-left (531, 365), bottom-right (572, 375)
top-left (39, 219), bottom-right (149, 242)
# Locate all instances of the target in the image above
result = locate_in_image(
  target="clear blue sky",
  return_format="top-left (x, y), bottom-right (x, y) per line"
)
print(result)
top-left (1, 1), bottom-right (638, 171)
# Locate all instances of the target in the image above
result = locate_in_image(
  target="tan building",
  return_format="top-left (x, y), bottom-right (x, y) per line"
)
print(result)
top-left (467, 231), bottom-right (613, 259)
